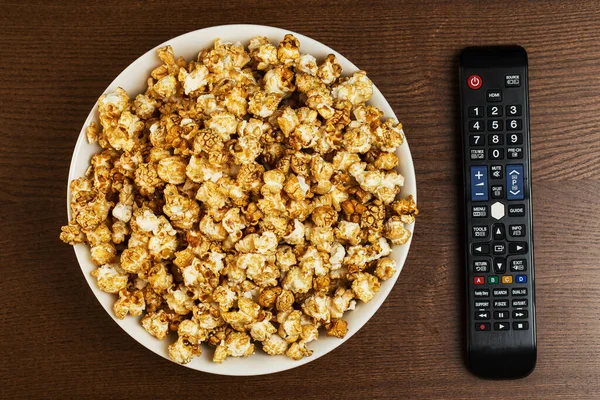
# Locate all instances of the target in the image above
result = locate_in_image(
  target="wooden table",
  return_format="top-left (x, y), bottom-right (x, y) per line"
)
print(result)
top-left (2, 0), bottom-right (600, 398)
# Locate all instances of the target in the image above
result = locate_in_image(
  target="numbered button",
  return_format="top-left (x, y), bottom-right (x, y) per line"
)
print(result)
top-left (489, 134), bottom-right (504, 146)
top-left (507, 119), bottom-right (522, 131)
top-left (508, 133), bottom-right (523, 145)
top-left (488, 120), bottom-right (503, 131)
top-left (489, 148), bottom-right (504, 160)
top-left (506, 104), bottom-right (522, 116)
top-left (469, 120), bottom-right (485, 132)
top-left (469, 134), bottom-right (484, 146)
top-left (487, 105), bottom-right (503, 117)
top-left (469, 106), bottom-right (484, 118)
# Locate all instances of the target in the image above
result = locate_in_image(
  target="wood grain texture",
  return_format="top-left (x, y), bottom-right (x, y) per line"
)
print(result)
top-left (2, 0), bottom-right (600, 398)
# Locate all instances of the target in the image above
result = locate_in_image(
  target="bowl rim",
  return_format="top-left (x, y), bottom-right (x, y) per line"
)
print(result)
top-left (67, 24), bottom-right (417, 376)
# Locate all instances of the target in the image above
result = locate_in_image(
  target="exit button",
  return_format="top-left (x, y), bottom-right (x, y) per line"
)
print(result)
top-left (505, 74), bottom-right (521, 87)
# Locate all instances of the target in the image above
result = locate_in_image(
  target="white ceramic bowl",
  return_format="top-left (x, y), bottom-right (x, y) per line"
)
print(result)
top-left (67, 24), bottom-right (416, 375)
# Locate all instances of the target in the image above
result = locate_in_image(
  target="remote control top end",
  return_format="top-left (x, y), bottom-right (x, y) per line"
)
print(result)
top-left (459, 45), bottom-right (537, 379)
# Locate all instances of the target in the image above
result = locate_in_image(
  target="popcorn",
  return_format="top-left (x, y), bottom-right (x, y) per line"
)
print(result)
top-left (61, 35), bottom-right (418, 364)
top-left (351, 272), bottom-right (381, 303)
top-left (92, 264), bottom-right (129, 294)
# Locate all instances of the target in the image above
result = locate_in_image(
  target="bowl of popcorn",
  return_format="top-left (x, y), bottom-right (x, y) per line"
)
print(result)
top-left (60, 24), bottom-right (418, 375)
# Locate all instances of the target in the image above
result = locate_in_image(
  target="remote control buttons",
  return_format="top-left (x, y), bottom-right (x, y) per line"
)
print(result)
top-left (513, 310), bottom-right (528, 319)
top-left (476, 323), bottom-right (491, 331)
top-left (507, 118), bottom-right (522, 130)
top-left (494, 311), bottom-right (509, 320)
top-left (491, 165), bottom-right (503, 179)
top-left (469, 106), bottom-right (484, 117)
top-left (512, 299), bottom-right (528, 307)
top-left (470, 166), bottom-right (488, 201)
top-left (475, 311), bottom-right (490, 320)
top-left (509, 224), bottom-right (526, 237)
top-left (493, 258), bottom-right (506, 274)
top-left (473, 260), bottom-right (490, 273)
top-left (505, 74), bottom-right (521, 87)
top-left (510, 259), bottom-right (527, 272)
top-left (474, 289), bottom-right (490, 297)
top-left (492, 224), bottom-right (505, 240)
top-left (468, 74), bottom-right (482, 90)
top-left (509, 242), bottom-right (528, 254)
top-left (506, 104), bottom-right (522, 116)
top-left (513, 322), bottom-right (529, 330)
top-left (491, 185), bottom-right (504, 199)
top-left (472, 225), bottom-right (489, 238)
top-left (511, 288), bottom-right (528, 296)
top-left (472, 243), bottom-right (490, 255)
top-left (494, 300), bottom-right (509, 308)
top-left (487, 105), bottom-right (502, 117)
top-left (491, 202), bottom-right (505, 220)
top-left (506, 165), bottom-right (524, 200)
top-left (487, 89), bottom-right (502, 102)
top-left (494, 322), bottom-right (510, 331)
top-left (472, 205), bottom-right (488, 218)
top-left (469, 134), bottom-right (484, 146)
top-left (474, 276), bottom-right (485, 285)
top-left (469, 120), bottom-right (484, 132)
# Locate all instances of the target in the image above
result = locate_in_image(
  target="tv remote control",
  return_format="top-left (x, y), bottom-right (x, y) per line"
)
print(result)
top-left (459, 46), bottom-right (536, 379)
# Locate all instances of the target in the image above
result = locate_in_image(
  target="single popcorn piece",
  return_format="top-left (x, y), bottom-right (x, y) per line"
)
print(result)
top-left (142, 310), bottom-right (170, 340)
top-left (375, 257), bottom-right (397, 281)
top-left (92, 264), bottom-right (129, 294)
top-left (61, 35), bottom-right (418, 364)
top-left (351, 272), bottom-right (381, 303)
top-left (113, 289), bottom-right (146, 319)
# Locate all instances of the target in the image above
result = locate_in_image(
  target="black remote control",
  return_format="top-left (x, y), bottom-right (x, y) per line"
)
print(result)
top-left (459, 46), bottom-right (536, 379)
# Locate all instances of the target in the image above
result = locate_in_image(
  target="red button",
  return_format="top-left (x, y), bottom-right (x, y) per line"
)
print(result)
top-left (468, 74), bottom-right (482, 90)
top-left (474, 276), bottom-right (485, 285)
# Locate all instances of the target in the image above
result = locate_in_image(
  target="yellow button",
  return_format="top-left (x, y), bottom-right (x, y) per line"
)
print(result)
top-left (502, 275), bottom-right (513, 284)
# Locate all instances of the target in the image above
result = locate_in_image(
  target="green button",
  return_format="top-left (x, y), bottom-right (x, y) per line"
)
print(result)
top-left (488, 275), bottom-right (499, 284)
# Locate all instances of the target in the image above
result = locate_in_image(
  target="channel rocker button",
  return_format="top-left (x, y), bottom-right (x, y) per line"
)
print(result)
top-left (507, 164), bottom-right (524, 200)
top-left (468, 74), bottom-right (482, 90)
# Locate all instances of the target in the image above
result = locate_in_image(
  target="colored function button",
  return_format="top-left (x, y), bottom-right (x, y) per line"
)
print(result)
top-left (473, 260), bottom-right (490, 273)
top-left (474, 289), bottom-right (490, 297)
top-left (513, 310), bottom-right (529, 319)
top-left (510, 259), bottom-right (527, 272)
top-left (506, 164), bottom-right (524, 200)
top-left (473, 276), bottom-right (485, 285)
top-left (493, 258), bottom-right (506, 274)
top-left (468, 75), bottom-right (483, 90)
top-left (472, 205), bottom-right (488, 218)
top-left (502, 275), bottom-right (513, 284)
top-left (514, 321), bottom-right (529, 330)
top-left (476, 323), bottom-right (491, 331)
top-left (505, 74), bottom-right (521, 87)
top-left (487, 89), bottom-right (502, 102)
top-left (495, 322), bottom-right (510, 331)
top-left (488, 275), bottom-right (499, 284)
top-left (516, 275), bottom-right (527, 284)
top-left (468, 106), bottom-right (484, 117)
top-left (470, 166), bottom-right (488, 201)
top-left (508, 204), bottom-right (525, 217)
top-left (472, 225), bottom-right (489, 239)
top-left (509, 242), bottom-right (528, 254)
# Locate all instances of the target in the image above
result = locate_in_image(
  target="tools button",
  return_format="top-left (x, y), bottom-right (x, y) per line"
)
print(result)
top-left (472, 225), bottom-right (489, 239)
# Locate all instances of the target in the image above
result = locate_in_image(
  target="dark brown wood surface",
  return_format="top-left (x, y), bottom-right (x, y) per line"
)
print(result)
top-left (2, 0), bottom-right (600, 398)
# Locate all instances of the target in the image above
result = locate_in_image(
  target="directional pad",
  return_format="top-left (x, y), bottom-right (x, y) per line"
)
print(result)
top-left (491, 202), bottom-right (505, 220)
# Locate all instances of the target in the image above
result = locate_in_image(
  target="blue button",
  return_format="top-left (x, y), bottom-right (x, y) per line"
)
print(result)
top-left (471, 166), bottom-right (488, 201)
top-left (506, 164), bottom-right (524, 200)
top-left (516, 275), bottom-right (527, 283)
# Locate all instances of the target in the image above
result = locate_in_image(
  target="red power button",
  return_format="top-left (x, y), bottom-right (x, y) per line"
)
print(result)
top-left (468, 74), bottom-right (482, 90)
